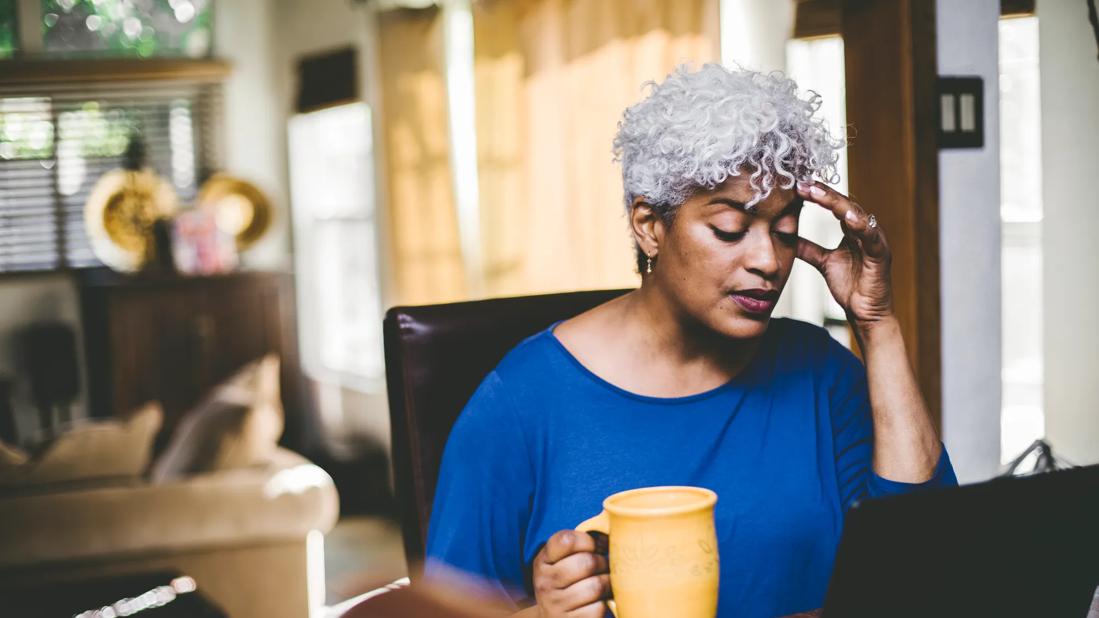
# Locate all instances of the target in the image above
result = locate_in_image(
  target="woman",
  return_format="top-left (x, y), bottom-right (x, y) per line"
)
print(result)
top-left (424, 64), bottom-right (956, 618)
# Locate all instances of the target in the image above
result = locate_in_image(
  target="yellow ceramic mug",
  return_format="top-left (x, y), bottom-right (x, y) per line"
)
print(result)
top-left (576, 486), bottom-right (719, 618)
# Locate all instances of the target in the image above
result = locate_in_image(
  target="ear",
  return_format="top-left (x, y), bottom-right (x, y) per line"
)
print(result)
top-left (629, 197), bottom-right (664, 258)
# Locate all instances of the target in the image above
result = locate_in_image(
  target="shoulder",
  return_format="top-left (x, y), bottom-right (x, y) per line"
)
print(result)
top-left (458, 325), bottom-right (567, 422)
top-left (446, 327), bottom-right (568, 462)
top-left (491, 325), bottom-right (570, 384)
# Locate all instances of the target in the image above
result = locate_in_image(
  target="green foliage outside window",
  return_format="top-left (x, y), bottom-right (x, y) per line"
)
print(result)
top-left (0, 99), bottom-right (139, 161)
top-left (0, 99), bottom-right (53, 160)
top-left (58, 102), bottom-right (135, 157)
top-left (42, 0), bottom-right (212, 58)
top-left (0, 0), bottom-right (18, 58)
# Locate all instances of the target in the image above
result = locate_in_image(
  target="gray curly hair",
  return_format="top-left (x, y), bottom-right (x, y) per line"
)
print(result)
top-left (613, 64), bottom-right (843, 269)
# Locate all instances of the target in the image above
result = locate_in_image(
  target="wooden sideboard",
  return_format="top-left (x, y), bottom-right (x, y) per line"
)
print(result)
top-left (77, 269), bottom-right (313, 451)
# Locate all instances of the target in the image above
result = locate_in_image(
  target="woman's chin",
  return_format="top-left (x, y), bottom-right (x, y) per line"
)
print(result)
top-left (711, 312), bottom-right (772, 340)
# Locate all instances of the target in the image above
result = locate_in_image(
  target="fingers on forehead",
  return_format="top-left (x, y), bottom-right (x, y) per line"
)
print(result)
top-left (800, 184), bottom-right (881, 241)
top-left (801, 183), bottom-right (856, 216)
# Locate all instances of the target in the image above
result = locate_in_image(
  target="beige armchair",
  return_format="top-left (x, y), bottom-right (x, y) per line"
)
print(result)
top-left (0, 447), bottom-right (339, 618)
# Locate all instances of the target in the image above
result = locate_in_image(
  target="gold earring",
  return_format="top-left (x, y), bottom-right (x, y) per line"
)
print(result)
top-left (645, 255), bottom-right (654, 274)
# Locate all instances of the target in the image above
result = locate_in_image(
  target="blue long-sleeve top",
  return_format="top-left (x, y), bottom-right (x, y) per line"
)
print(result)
top-left (425, 318), bottom-right (957, 617)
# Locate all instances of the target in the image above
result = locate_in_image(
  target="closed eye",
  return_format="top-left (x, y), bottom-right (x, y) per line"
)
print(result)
top-left (774, 230), bottom-right (798, 246)
top-left (710, 226), bottom-right (746, 242)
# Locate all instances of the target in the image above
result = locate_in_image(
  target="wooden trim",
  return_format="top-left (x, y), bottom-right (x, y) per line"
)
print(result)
top-left (15, 0), bottom-right (43, 54)
top-left (1000, 0), bottom-right (1035, 17)
top-left (794, 0), bottom-right (841, 39)
top-left (910, 0), bottom-right (943, 433)
top-left (798, 0), bottom-right (1032, 40)
top-left (0, 58), bottom-right (232, 88)
top-left (841, 0), bottom-right (943, 429)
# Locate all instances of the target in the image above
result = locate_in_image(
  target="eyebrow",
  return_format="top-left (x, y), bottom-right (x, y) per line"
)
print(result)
top-left (705, 196), bottom-right (804, 215)
top-left (705, 198), bottom-right (748, 211)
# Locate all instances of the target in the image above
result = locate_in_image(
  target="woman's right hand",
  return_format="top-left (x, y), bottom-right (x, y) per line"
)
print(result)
top-left (530, 529), bottom-right (611, 617)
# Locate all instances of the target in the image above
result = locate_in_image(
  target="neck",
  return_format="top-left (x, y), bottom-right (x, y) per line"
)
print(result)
top-left (624, 279), bottom-right (761, 378)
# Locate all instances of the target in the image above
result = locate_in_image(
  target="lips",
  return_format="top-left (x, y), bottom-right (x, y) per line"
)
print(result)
top-left (730, 289), bottom-right (779, 315)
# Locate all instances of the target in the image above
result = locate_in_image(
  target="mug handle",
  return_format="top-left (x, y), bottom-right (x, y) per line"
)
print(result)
top-left (576, 511), bottom-right (617, 617)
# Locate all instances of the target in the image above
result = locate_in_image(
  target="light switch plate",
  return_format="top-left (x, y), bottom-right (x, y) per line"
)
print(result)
top-left (937, 76), bottom-right (984, 149)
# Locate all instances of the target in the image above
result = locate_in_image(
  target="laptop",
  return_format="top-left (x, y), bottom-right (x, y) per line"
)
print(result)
top-left (822, 464), bottom-right (1099, 618)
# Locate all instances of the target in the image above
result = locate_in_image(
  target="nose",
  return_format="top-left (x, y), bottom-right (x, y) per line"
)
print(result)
top-left (742, 231), bottom-right (781, 279)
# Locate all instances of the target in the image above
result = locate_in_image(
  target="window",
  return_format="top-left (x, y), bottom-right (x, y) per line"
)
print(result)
top-left (783, 34), bottom-right (850, 344)
top-left (998, 15), bottom-right (1044, 463)
top-left (288, 102), bottom-right (384, 389)
top-left (0, 80), bottom-right (222, 272)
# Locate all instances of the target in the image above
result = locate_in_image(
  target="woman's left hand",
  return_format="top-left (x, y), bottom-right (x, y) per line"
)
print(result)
top-left (795, 181), bottom-right (895, 330)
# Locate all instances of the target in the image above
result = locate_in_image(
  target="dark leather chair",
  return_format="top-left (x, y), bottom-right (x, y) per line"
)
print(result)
top-left (383, 289), bottom-right (630, 570)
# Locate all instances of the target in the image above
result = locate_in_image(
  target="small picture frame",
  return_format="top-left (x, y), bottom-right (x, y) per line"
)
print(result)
top-left (170, 209), bottom-right (239, 275)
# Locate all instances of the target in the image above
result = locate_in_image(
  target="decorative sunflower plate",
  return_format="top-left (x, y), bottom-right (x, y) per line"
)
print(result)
top-left (195, 174), bottom-right (273, 250)
top-left (84, 169), bottom-right (179, 272)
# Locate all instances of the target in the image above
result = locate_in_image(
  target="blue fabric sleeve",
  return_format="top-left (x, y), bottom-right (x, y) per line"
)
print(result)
top-left (827, 336), bottom-right (958, 511)
top-left (423, 371), bottom-right (534, 607)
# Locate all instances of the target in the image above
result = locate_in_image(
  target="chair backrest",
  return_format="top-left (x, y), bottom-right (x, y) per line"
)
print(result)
top-left (383, 289), bottom-right (629, 568)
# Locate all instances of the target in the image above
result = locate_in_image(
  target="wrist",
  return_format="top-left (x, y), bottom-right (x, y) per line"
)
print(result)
top-left (851, 314), bottom-right (901, 345)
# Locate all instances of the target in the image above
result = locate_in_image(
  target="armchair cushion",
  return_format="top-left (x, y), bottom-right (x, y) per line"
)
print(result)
top-left (0, 447), bottom-right (338, 568)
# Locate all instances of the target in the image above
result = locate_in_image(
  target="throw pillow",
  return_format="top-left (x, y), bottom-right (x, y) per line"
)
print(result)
top-left (0, 402), bottom-right (162, 490)
top-left (150, 354), bottom-right (283, 482)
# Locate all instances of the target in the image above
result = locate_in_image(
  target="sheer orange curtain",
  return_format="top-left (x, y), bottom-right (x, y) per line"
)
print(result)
top-left (377, 8), bottom-right (468, 305)
top-left (377, 1), bottom-right (717, 304)
top-left (473, 0), bottom-right (719, 297)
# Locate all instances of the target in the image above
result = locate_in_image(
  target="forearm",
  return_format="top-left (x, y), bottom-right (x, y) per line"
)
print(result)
top-left (855, 316), bottom-right (941, 482)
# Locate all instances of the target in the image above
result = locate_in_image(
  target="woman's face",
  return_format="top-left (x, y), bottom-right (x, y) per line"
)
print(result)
top-left (641, 175), bottom-right (803, 340)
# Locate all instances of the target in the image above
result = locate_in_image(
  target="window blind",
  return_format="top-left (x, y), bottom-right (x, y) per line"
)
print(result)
top-left (0, 78), bottom-right (222, 272)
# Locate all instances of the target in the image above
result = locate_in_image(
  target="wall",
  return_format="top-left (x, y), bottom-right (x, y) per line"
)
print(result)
top-left (1039, 0), bottom-right (1099, 465)
top-left (719, 0), bottom-right (794, 72)
top-left (937, 0), bottom-right (1003, 483)
top-left (270, 0), bottom-right (391, 447)
top-left (212, 0), bottom-right (390, 449)
top-left (214, 0), bottom-right (289, 270)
